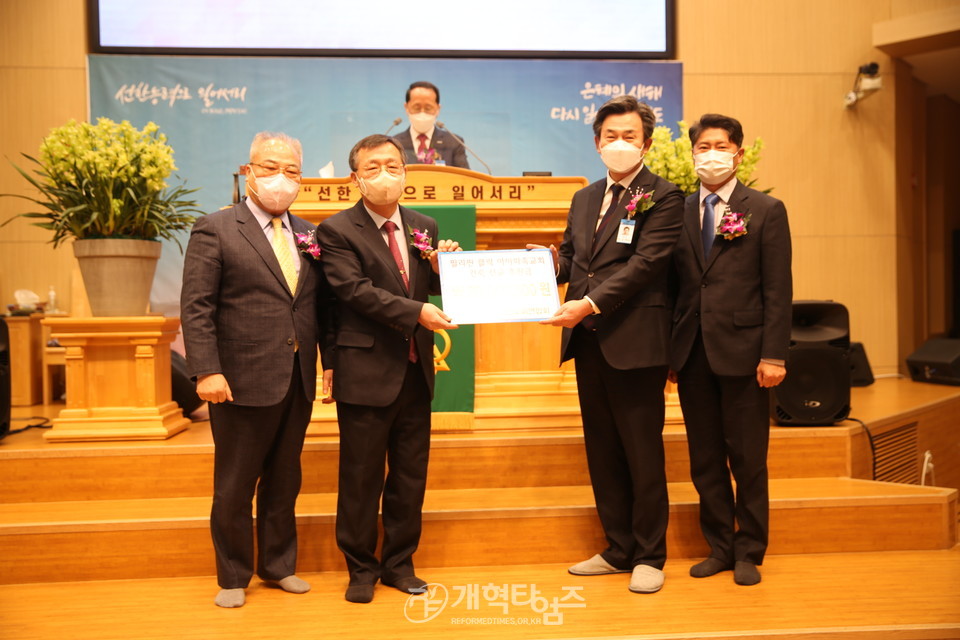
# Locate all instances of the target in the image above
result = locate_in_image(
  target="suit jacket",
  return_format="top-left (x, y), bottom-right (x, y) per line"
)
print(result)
top-left (393, 127), bottom-right (470, 169)
top-left (669, 181), bottom-right (793, 377)
top-left (557, 166), bottom-right (684, 370)
top-left (317, 200), bottom-right (442, 407)
top-left (180, 201), bottom-right (335, 406)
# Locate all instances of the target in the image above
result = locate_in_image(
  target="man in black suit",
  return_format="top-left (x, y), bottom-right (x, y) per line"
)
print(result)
top-left (181, 131), bottom-right (335, 608)
top-left (534, 96), bottom-right (683, 594)
top-left (317, 134), bottom-right (460, 604)
top-left (392, 81), bottom-right (470, 169)
top-left (669, 113), bottom-right (792, 586)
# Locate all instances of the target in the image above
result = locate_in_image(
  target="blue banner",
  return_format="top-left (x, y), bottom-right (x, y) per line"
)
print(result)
top-left (87, 55), bottom-right (682, 312)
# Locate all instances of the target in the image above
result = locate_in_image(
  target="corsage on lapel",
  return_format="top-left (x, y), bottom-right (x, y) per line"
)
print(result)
top-left (716, 205), bottom-right (751, 240)
top-left (417, 148), bottom-right (440, 164)
top-left (408, 226), bottom-right (433, 259)
top-left (295, 230), bottom-right (322, 260)
top-left (624, 188), bottom-right (655, 220)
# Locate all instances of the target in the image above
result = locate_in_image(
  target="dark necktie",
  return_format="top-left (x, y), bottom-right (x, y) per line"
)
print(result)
top-left (382, 220), bottom-right (418, 362)
top-left (702, 193), bottom-right (720, 260)
top-left (593, 183), bottom-right (625, 250)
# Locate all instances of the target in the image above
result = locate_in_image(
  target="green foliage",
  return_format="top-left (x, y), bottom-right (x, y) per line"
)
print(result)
top-left (2, 118), bottom-right (202, 249)
top-left (644, 121), bottom-right (768, 196)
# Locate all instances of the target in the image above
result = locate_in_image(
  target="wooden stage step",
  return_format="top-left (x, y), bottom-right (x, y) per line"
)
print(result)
top-left (2, 550), bottom-right (958, 640)
top-left (1, 478), bottom-right (954, 584)
top-left (1, 421), bottom-right (873, 503)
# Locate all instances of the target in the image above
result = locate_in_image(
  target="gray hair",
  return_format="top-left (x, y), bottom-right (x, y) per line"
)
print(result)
top-left (249, 131), bottom-right (303, 165)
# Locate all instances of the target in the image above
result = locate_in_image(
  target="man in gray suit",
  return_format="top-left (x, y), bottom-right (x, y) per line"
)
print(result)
top-left (669, 113), bottom-right (792, 587)
top-left (317, 134), bottom-right (459, 604)
top-left (392, 81), bottom-right (470, 169)
top-left (181, 131), bottom-right (335, 608)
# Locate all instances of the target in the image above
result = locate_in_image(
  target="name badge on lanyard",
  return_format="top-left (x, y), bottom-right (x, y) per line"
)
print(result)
top-left (616, 219), bottom-right (636, 244)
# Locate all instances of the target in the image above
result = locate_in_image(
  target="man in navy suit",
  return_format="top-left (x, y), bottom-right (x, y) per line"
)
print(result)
top-left (534, 96), bottom-right (683, 594)
top-left (669, 113), bottom-right (792, 586)
top-left (392, 81), bottom-right (470, 169)
top-left (181, 131), bottom-right (336, 608)
top-left (317, 134), bottom-right (460, 604)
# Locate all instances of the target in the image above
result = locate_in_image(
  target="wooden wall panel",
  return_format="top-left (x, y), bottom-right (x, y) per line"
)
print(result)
top-left (0, 0), bottom-right (87, 316)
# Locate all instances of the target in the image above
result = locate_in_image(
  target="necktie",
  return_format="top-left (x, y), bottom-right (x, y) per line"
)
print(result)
top-left (271, 216), bottom-right (298, 294)
top-left (593, 183), bottom-right (625, 249)
top-left (382, 220), bottom-right (418, 362)
top-left (702, 193), bottom-right (720, 260)
top-left (417, 133), bottom-right (428, 158)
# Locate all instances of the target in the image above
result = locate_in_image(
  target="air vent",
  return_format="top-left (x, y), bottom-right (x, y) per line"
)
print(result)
top-left (873, 422), bottom-right (919, 484)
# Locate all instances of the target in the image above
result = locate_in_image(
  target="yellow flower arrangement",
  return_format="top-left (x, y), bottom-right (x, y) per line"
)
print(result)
top-left (3, 118), bottom-right (200, 248)
top-left (644, 121), bottom-right (767, 196)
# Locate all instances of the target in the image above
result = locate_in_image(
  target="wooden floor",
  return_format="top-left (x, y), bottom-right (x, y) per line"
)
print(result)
top-left (2, 551), bottom-right (959, 640)
top-left (2, 378), bottom-right (960, 639)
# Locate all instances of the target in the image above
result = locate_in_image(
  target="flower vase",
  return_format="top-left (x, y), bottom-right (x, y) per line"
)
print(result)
top-left (73, 238), bottom-right (162, 316)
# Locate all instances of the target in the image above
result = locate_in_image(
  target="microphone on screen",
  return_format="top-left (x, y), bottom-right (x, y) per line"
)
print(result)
top-left (385, 117), bottom-right (403, 135)
top-left (437, 121), bottom-right (493, 175)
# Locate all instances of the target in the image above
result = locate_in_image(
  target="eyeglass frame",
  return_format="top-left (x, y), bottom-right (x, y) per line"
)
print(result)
top-left (247, 162), bottom-right (302, 179)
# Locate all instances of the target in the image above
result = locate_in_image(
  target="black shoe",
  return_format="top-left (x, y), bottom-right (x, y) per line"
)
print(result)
top-left (733, 561), bottom-right (761, 586)
top-left (690, 557), bottom-right (733, 578)
top-left (382, 575), bottom-right (427, 594)
top-left (345, 583), bottom-right (375, 603)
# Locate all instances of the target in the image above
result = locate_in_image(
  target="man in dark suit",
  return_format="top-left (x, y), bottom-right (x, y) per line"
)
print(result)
top-left (534, 96), bottom-right (683, 594)
top-left (180, 132), bottom-right (335, 608)
top-left (316, 134), bottom-right (460, 604)
top-left (392, 81), bottom-right (470, 169)
top-left (669, 113), bottom-right (792, 586)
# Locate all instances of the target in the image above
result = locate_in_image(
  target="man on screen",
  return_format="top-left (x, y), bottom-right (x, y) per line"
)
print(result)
top-left (669, 113), bottom-right (792, 586)
top-left (392, 81), bottom-right (470, 169)
top-left (316, 134), bottom-right (460, 603)
top-left (531, 96), bottom-right (683, 593)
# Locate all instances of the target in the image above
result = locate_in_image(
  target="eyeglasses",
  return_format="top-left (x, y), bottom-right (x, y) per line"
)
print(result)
top-left (358, 163), bottom-right (404, 179)
top-left (249, 162), bottom-right (302, 179)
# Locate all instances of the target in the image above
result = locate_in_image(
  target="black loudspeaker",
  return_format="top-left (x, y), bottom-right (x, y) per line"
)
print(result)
top-left (0, 318), bottom-right (11, 439)
top-left (849, 342), bottom-right (874, 386)
top-left (906, 338), bottom-right (960, 386)
top-left (772, 301), bottom-right (852, 426)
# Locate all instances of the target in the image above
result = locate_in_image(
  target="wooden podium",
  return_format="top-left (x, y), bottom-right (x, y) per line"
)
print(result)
top-left (292, 166), bottom-right (683, 432)
top-left (41, 317), bottom-right (190, 442)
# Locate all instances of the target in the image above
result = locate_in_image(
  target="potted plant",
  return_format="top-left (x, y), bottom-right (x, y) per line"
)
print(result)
top-left (2, 117), bottom-right (201, 316)
top-left (644, 121), bottom-right (767, 196)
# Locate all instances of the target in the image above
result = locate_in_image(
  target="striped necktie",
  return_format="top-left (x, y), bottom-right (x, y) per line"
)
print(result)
top-left (702, 193), bottom-right (720, 260)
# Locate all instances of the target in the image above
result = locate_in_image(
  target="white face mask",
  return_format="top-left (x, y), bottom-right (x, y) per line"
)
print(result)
top-left (598, 139), bottom-right (646, 174)
top-left (409, 112), bottom-right (437, 134)
top-left (357, 168), bottom-right (405, 205)
top-left (249, 171), bottom-right (300, 212)
top-left (694, 149), bottom-right (738, 184)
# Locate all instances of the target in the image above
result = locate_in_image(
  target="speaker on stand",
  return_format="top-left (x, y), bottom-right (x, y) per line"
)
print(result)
top-left (772, 300), bottom-right (852, 426)
top-left (0, 317), bottom-right (11, 439)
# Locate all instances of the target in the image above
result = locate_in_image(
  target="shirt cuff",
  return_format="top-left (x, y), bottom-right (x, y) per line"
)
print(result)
top-left (760, 358), bottom-right (786, 367)
top-left (583, 296), bottom-right (600, 315)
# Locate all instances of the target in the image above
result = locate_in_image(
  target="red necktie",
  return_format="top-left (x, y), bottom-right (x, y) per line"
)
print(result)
top-left (417, 133), bottom-right (428, 157)
top-left (382, 220), bottom-right (417, 362)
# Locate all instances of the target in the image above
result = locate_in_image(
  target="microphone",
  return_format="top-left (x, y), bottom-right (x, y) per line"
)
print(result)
top-left (385, 117), bottom-right (402, 135)
top-left (437, 121), bottom-right (492, 175)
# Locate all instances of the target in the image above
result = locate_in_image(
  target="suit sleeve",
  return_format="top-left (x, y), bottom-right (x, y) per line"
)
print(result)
top-left (588, 186), bottom-right (684, 313)
top-left (315, 265), bottom-right (338, 370)
top-left (760, 200), bottom-right (793, 361)
top-left (452, 140), bottom-right (470, 170)
top-left (316, 220), bottom-right (425, 335)
top-left (179, 214), bottom-right (223, 380)
top-left (556, 193), bottom-right (579, 285)
top-left (428, 218), bottom-right (442, 296)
